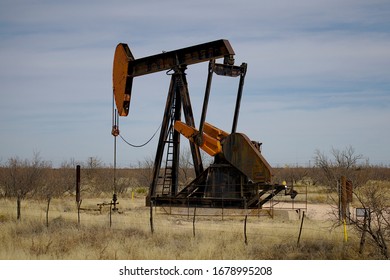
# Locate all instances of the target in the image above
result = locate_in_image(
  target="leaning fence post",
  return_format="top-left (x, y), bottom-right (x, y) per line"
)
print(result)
top-left (76, 165), bottom-right (81, 227)
top-left (193, 207), bottom-right (197, 238)
top-left (297, 211), bottom-right (305, 245)
top-left (110, 200), bottom-right (112, 228)
top-left (77, 200), bottom-right (82, 228)
top-left (244, 215), bottom-right (248, 245)
top-left (150, 201), bottom-right (154, 234)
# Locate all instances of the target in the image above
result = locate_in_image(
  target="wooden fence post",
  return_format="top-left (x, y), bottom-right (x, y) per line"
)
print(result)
top-left (77, 200), bottom-right (82, 228)
top-left (297, 211), bottom-right (305, 245)
top-left (110, 201), bottom-right (112, 228)
top-left (150, 201), bottom-right (154, 234)
top-left (193, 207), bottom-right (197, 238)
top-left (76, 165), bottom-right (81, 228)
top-left (244, 215), bottom-right (248, 245)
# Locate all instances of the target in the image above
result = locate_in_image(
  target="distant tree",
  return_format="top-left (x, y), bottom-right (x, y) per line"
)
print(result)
top-left (313, 145), bottom-right (368, 190)
top-left (135, 149), bottom-right (205, 193)
top-left (1, 153), bottom-right (49, 220)
top-left (351, 181), bottom-right (389, 259)
top-left (93, 167), bottom-right (129, 195)
top-left (82, 156), bottom-right (104, 194)
top-left (136, 156), bottom-right (154, 189)
top-left (38, 161), bottom-right (74, 227)
top-left (179, 148), bottom-right (196, 186)
top-left (274, 165), bottom-right (309, 186)
top-left (114, 168), bottom-right (139, 194)
top-left (314, 146), bottom-right (389, 258)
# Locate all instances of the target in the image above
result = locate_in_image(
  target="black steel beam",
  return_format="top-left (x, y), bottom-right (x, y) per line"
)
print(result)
top-left (113, 39), bottom-right (235, 116)
top-left (127, 39), bottom-right (235, 78)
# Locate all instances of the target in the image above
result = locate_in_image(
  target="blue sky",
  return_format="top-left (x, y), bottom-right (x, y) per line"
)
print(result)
top-left (1, 0), bottom-right (389, 167)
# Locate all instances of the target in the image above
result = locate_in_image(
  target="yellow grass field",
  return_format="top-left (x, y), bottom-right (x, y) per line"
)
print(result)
top-left (0, 194), bottom-right (383, 260)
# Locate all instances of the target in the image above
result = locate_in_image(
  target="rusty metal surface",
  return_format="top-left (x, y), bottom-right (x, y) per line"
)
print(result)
top-left (112, 39), bottom-right (296, 209)
top-left (126, 39), bottom-right (235, 78)
top-left (113, 39), bottom-right (234, 117)
top-left (222, 133), bottom-right (273, 184)
top-left (112, 43), bottom-right (134, 116)
top-left (213, 62), bottom-right (245, 77)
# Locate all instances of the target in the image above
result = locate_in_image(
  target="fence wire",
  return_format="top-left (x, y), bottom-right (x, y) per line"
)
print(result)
top-left (0, 197), bottom-right (359, 246)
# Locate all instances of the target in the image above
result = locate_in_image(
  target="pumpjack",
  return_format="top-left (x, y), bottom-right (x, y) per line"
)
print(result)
top-left (112, 39), bottom-right (297, 209)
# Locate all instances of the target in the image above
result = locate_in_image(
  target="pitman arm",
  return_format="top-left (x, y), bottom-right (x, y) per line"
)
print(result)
top-left (174, 121), bottom-right (273, 184)
top-left (174, 121), bottom-right (226, 156)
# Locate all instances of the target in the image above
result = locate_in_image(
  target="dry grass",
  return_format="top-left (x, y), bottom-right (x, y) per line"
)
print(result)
top-left (0, 196), bottom-right (384, 260)
top-left (293, 184), bottom-right (331, 204)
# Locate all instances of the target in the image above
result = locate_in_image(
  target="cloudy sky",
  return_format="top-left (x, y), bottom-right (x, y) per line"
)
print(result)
top-left (1, 0), bottom-right (389, 167)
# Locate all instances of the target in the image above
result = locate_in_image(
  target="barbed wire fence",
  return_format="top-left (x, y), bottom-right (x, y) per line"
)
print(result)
top-left (0, 195), bottom-right (358, 248)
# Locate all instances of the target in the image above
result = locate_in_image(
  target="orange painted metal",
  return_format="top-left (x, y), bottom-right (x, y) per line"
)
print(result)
top-left (174, 121), bottom-right (222, 156)
top-left (203, 122), bottom-right (229, 141)
top-left (175, 120), bottom-right (273, 184)
top-left (112, 43), bottom-right (134, 116)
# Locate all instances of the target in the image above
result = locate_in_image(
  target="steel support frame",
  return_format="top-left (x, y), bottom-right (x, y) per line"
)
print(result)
top-left (147, 66), bottom-right (203, 205)
top-left (148, 61), bottom-right (249, 207)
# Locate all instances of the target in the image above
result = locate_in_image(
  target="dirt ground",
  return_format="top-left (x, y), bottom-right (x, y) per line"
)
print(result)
top-left (305, 203), bottom-right (334, 220)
